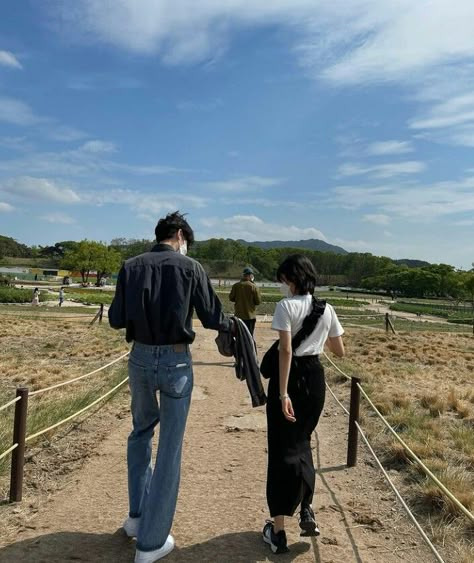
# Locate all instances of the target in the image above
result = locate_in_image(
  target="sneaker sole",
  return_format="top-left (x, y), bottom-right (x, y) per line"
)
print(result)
top-left (299, 520), bottom-right (320, 537)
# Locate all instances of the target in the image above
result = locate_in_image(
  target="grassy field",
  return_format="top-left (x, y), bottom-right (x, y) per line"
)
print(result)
top-left (390, 301), bottom-right (474, 320)
top-left (0, 312), bottom-right (128, 481)
top-left (0, 301), bottom-right (472, 558)
top-left (325, 327), bottom-right (474, 560)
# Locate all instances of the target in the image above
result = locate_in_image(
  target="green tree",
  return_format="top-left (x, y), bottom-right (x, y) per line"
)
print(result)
top-left (62, 240), bottom-right (121, 284)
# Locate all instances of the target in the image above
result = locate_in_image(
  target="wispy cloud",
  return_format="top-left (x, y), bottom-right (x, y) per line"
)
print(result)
top-left (0, 202), bottom-right (14, 212)
top-left (331, 175), bottom-right (474, 220)
top-left (200, 215), bottom-right (326, 242)
top-left (367, 140), bottom-right (414, 156)
top-left (80, 140), bottom-right (117, 154)
top-left (0, 97), bottom-right (43, 126)
top-left (0, 50), bottom-right (22, 69)
top-left (48, 125), bottom-right (89, 142)
top-left (0, 176), bottom-right (81, 204)
top-left (338, 161), bottom-right (425, 179)
top-left (203, 176), bottom-right (283, 192)
top-left (362, 214), bottom-right (391, 225)
top-left (40, 212), bottom-right (76, 224)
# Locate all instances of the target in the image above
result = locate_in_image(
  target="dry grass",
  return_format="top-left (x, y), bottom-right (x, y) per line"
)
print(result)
top-left (0, 312), bottom-right (129, 478)
top-left (325, 327), bottom-right (474, 557)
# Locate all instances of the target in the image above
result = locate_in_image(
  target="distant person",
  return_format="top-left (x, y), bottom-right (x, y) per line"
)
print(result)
top-left (109, 211), bottom-right (231, 563)
top-left (262, 254), bottom-right (344, 554)
top-left (229, 267), bottom-right (261, 336)
top-left (58, 287), bottom-right (65, 307)
top-left (32, 287), bottom-right (40, 306)
top-left (34, 273), bottom-right (38, 281)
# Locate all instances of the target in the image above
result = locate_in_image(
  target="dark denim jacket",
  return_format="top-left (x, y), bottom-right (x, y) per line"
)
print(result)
top-left (109, 244), bottom-right (230, 344)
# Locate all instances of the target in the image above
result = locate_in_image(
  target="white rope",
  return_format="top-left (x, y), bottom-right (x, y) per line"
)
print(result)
top-left (325, 381), bottom-right (349, 415)
top-left (323, 354), bottom-right (474, 524)
top-left (0, 443), bottom-right (18, 462)
top-left (29, 351), bottom-right (130, 396)
top-left (357, 383), bottom-right (474, 524)
top-left (0, 395), bottom-right (21, 413)
top-left (26, 376), bottom-right (129, 442)
top-left (356, 422), bottom-right (446, 563)
top-left (322, 352), bottom-right (351, 381)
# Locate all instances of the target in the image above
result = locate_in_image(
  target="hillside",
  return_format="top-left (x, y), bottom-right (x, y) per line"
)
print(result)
top-left (238, 238), bottom-right (348, 254)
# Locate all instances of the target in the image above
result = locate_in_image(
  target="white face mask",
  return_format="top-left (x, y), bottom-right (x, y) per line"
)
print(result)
top-left (179, 240), bottom-right (188, 256)
top-left (280, 283), bottom-right (291, 297)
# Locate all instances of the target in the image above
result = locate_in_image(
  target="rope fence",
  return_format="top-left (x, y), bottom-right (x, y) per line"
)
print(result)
top-left (0, 349), bottom-right (130, 502)
top-left (355, 422), bottom-right (446, 563)
top-left (25, 376), bottom-right (129, 443)
top-left (0, 443), bottom-right (18, 462)
top-left (322, 355), bottom-right (474, 525)
top-left (0, 395), bottom-right (21, 413)
top-left (29, 351), bottom-right (130, 396)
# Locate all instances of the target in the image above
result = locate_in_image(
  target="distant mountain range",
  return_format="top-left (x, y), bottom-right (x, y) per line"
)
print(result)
top-left (238, 238), bottom-right (348, 255)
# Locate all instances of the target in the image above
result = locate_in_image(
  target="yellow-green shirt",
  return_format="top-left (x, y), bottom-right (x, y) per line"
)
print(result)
top-left (229, 280), bottom-right (262, 320)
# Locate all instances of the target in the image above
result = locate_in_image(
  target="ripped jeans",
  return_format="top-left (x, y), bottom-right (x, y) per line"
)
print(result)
top-left (127, 342), bottom-right (193, 552)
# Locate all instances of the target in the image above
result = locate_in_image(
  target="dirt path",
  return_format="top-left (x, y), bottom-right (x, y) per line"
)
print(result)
top-left (0, 326), bottom-right (434, 562)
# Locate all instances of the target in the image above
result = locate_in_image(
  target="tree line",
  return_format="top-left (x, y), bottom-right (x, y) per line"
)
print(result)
top-left (1, 235), bottom-right (473, 299)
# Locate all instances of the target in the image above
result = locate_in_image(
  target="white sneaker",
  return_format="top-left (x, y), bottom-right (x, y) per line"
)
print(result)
top-left (123, 516), bottom-right (140, 538)
top-left (134, 536), bottom-right (175, 562)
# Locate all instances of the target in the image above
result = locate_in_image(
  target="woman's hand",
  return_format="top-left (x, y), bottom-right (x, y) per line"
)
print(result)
top-left (281, 396), bottom-right (296, 422)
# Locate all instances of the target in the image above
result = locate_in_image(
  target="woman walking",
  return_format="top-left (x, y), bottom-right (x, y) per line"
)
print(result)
top-left (262, 254), bottom-right (345, 554)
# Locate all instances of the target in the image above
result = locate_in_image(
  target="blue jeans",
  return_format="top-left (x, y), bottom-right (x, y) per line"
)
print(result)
top-left (127, 342), bottom-right (193, 552)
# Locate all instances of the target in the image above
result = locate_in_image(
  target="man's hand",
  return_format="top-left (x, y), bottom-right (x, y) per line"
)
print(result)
top-left (281, 396), bottom-right (296, 422)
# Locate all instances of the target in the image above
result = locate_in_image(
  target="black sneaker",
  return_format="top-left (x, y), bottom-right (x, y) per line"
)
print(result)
top-left (299, 506), bottom-right (320, 537)
top-left (263, 521), bottom-right (289, 554)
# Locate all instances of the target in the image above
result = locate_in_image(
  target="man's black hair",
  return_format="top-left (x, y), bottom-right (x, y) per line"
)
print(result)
top-left (154, 211), bottom-right (195, 246)
top-left (276, 254), bottom-right (318, 295)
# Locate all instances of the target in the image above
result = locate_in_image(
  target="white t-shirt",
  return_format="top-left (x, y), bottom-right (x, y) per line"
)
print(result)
top-left (272, 295), bottom-right (344, 356)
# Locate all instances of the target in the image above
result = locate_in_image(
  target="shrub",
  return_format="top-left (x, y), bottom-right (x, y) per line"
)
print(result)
top-left (0, 287), bottom-right (46, 303)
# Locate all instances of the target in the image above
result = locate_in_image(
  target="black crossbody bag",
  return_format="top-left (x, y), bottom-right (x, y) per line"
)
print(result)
top-left (260, 297), bottom-right (326, 379)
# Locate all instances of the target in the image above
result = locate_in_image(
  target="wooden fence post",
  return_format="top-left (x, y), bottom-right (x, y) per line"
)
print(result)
top-left (385, 312), bottom-right (389, 332)
top-left (9, 387), bottom-right (29, 502)
top-left (347, 377), bottom-right (361, 468)
top-left (99, 303), bottom-right (104, 324)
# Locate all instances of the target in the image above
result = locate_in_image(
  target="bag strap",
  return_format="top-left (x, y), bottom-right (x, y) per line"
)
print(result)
top-left (291, 297), bottom-right (326, 351)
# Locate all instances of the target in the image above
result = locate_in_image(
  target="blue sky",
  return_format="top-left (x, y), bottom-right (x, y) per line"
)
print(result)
top-left (0, 1), bottom-right (473, 268)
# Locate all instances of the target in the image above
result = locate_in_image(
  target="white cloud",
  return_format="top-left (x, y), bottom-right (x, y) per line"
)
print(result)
top-left (51, 2), bottom-right (474, 80)
top-left (0, 97), bottom-right (43, 126)
top-left (331, 175), bottom-right (474, 220)
top-left (204, 176), bottom-right (283, 192)
top-left (40, 212), bottom-right (76, 224)
top-left (367, 140), bottom-right (414, 156)
top-left (338, 161), bottom-right (425, 179)
top-left (362, 214), bottom-right (391, 225)
top-left (200, 214), bottom-right (326, 241)
top-left (80, 140), bottom-right (117, 153)
top-left (0, 176), bottom-right (81, 204)
top-left (51, 1), bottom-right (474, 151)
top-left (48, 126), bottom-right (89, 142)
top-left (0, 202), bottom-right (14, 212)
top-left (0, 50), bottom-right (22, 69)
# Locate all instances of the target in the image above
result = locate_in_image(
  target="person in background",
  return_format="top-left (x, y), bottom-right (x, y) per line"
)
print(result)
top-left (229, 267), bottom-right (262, 337)
top-left (262, 254), bottom-right (345, 554)
top-left (32, 287), bottom-right (40, 306)
top-left (58, 287), bottom-right (64, 307)
top-left (109, 211), bottom-right (231, 563)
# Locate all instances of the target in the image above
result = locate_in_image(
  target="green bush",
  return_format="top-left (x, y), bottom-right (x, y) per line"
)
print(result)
top-left (64, 291), bottom-right (114, 305)
top-left (0, 287), bottom-right (46, 303)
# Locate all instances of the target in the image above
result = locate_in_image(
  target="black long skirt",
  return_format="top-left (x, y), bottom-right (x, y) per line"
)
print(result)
top-left (266, 355), bottom-right (325, 517)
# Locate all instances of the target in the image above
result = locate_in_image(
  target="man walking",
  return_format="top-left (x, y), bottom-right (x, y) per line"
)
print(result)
top-left (109, 211), bottom-right (231, 563)
top-left (229, 267), bottom-right (262, 336)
